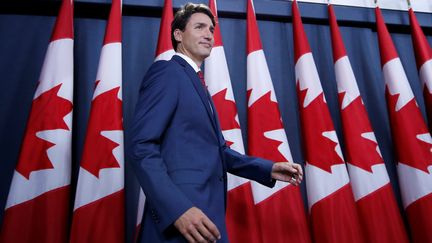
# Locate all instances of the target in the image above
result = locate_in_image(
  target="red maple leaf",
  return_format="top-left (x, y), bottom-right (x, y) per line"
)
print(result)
top-left (247, 90), bottom-right (286, 162)
top-left (297, 84), bottom-right (344, 173)
top-left (386, 89), bottom-right (432, 173)
top-left (211, 88), bottom-right (240, 130)
top-left (16, 83), bottom-right (73, 179)
top-left (80, 86), bottom-right (123, 178)
top-left (339, 94), bottom-right (383, 172)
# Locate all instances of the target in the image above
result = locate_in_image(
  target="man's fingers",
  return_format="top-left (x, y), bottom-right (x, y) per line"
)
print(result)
top-left (184, 233), bottom-right (196, 243)
top-left (182, 223), bottom-right (214, 243)
top-left (189, 226), bottom-right (207, 243)
top-left (292, 163), bottom-right (303, 176)
top-left (271, 162), bottom-right (304, 185)
top-left (285, 163), bottom-right (303, 185)
top-left (291, 164), bottom-right (303, 184)
top-left (286, 163), bottom-right (300, 174)
top-left (196, 222), bottom-right (216, 242)
top-left (287, 163), bottom-right (303, 180)
top-left (283, 163), bottom-right (298, 173)
top-left (174, 207), bottom-right (220, 242)
top-left (202, 217), bottom-right (221, 241)
top-left (289, 176), bottom-right (299, 186)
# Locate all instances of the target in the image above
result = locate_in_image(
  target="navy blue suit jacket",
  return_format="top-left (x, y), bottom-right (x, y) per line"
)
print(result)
top-left (130, 55), bottom-right (275, 242)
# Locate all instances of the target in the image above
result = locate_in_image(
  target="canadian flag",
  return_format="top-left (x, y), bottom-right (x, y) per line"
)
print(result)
top-left (69, 0), bottom-right (124, 242)
top-left (409, 7), bottom-right (432, 131)
top-left (204, 0), bottom-right (259, 242)
top-left (375, 7), bottom-right (432, 243)
top-left (0, 0), bottom-right (73, 242)
top-left (154, 0), bottom-right (175, 62)
top-left (246, 0), bottom-right (311, 242)
top-left (135, 0), bottom-right (175, 239)
top-left (328, 4), bottom-right (409, 243)
top-left (292, 1), bottom-right (364, 242)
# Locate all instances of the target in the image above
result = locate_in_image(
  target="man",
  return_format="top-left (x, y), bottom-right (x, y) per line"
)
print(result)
top-left (130, 3), bottom-right (303, 242)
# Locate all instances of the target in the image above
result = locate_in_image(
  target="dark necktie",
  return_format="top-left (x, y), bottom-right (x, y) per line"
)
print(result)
top-left (197, 71), bottom-right (214, 115)
top-left (197, 71), bottom-right (206, 89)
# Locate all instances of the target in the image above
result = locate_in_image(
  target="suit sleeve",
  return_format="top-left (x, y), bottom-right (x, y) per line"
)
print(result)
top-left (223, 145), bottom-right (276, 187)
top-left (129, 61), bottom-right (193, 233)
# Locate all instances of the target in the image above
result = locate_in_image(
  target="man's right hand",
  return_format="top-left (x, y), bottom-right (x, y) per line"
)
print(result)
top-left (174, 207), bottom-right (221, 243)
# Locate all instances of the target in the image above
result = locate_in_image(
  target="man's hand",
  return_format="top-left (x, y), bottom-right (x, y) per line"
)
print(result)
top-left (271, 162), bottom-right (303, 186)
top-left (174, 207), bottom-right (221, 243)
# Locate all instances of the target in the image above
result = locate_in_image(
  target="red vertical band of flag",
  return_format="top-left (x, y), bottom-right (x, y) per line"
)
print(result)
top-left (292, 1), bottom-right (364, 242)
top-left (208, 0), bottom-right (223, 48)
top-left (408, 8), bottom-right (432, 131)
top-left (51, 0), bottom-right (74, 41)
top-left (246, 1), bottom-right (311, 242)
top-left (329, 4), bottom-right (409, 243)
top-left (155, 0), bottom-right (175, 61)
top-left (0, 0), bottom-right (74, 242)
top-left (408, 9), bottom-right (432, 70)
top-left (246, 0), bottom-right (262, 54)
top-left (376, 7), bottom-right (432, 243)
top-left (70, 0), bottom-right (125, 242)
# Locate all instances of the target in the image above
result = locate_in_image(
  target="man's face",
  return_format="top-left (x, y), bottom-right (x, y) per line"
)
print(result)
top-left (174, 12), bottom-right (214, 65)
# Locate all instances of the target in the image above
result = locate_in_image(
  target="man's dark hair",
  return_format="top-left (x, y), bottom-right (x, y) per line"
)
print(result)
top-left (171, 3), bottom-right (216, 51)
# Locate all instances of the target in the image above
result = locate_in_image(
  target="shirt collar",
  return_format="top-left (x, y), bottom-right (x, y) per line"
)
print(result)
top-left (175, 53), bottom-right (200, 72)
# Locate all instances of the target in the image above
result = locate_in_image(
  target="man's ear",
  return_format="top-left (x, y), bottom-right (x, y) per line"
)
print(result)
top-left (173, 29), bottom-right (183, 43)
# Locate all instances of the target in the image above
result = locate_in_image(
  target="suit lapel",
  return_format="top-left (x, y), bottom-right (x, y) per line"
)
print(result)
top-left (208, 97), bottom-right (225, 146)
top-left (172, 56), bottom-right (218, 132)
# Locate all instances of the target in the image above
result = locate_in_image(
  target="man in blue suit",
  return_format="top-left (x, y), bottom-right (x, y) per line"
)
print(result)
top-left (130, 3), bottom-right (303, 242)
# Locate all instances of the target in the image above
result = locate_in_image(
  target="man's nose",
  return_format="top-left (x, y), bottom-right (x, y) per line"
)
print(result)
top-left (203, 28), bottom-right (213, 40)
